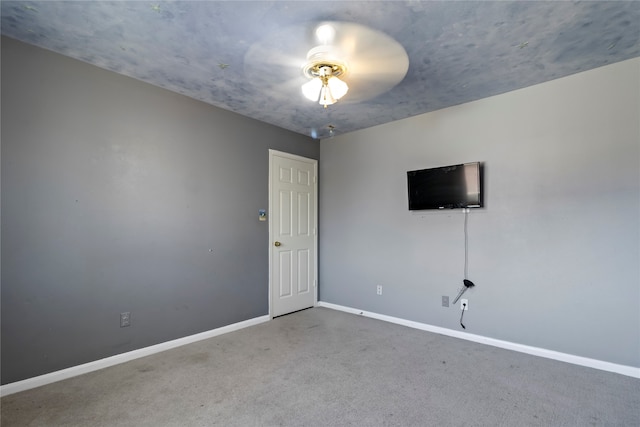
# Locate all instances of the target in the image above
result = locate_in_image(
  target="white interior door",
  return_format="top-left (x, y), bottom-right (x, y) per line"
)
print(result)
top-left (269, 150), bottom-right (317, 317)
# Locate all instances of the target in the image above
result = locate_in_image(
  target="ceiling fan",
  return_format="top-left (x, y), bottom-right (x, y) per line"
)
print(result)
top-left (244, 21), bottom-right (409, 108)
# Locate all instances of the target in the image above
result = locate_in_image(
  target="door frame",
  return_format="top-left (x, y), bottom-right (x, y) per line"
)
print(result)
top-left (268, 149), bottom-right (318, 318)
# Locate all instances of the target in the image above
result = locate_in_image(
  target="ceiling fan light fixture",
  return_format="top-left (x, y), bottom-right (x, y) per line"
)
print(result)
top-left (302, 78), bottom-right (323, 101)
top-left (326, 75), bottom-right (348, 100)
top-left (315, 24), bottom-right (336, 44)
top-left (319, 84), bottom-right (336, 106)
top-left (302, 61), bottom-right (348, 108)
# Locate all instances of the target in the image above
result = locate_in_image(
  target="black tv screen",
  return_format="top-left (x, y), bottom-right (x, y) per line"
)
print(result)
top-left (407, 162), bottom-right (483, 210)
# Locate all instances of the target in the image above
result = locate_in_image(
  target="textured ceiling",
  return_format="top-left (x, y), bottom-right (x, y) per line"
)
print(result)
top-left (2, 1), bottom-right (639, 139)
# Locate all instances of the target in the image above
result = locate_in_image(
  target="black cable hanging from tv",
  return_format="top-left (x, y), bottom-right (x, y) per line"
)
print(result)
top-left (464, 208), bottom-right (470, 281)
top-left (453, 209), bottom-right (475, 328)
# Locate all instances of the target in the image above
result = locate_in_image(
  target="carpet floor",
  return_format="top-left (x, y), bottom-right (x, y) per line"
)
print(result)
top-left (1, 307), bottom-right (639, 426)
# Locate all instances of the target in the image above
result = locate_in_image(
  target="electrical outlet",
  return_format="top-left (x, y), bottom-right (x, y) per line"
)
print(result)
top-left (120, 312), bottom-right (131, 327)
top-left (460, 299), bottom-right (468, 311)
top-left (442, 296), bottom-right (449, 307)
top-left (376, 285), bottom-right (383, 296)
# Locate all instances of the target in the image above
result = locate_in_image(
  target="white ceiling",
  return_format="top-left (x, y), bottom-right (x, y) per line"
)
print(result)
top-left (2, 1), bottom-right (639, 139)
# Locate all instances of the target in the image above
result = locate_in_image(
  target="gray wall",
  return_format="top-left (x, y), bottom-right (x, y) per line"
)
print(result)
top-left (1, 37), bottom-right (319, 384)
top-left (319, 58), bottom-right (640, 367)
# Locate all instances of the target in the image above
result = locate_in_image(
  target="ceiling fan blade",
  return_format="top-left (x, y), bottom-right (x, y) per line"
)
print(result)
top-left (326, 22), bottom-right (409, 102)
top-left (244, 48), bottom-right (305, 79)
top-left (341, 60), bottom-right (409, 102)
top-left (328, 22), bottom-right (404, 59)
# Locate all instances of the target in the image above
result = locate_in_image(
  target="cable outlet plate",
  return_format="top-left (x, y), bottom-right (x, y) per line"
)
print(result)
top-left (460, 299), bottom-right (468, 311)
top-left (120, 312), bottom-right (131, 327)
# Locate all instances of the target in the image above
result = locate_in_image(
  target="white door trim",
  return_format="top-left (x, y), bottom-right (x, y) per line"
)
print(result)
top-left (268, 149), bottom-right (318, 318)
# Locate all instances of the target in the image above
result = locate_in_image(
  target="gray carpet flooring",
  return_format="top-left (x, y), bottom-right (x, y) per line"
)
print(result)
top-left (1, 307), bottom-right (639, 426)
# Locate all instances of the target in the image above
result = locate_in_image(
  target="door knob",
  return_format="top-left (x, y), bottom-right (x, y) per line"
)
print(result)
top-left (274, 241), bottom-right (281, 247)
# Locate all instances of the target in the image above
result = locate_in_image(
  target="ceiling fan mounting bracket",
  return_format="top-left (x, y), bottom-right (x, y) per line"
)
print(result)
top-left (302, 45), bottom-right (347, 80)
top-left (303, 62), bottom-right (347, 80)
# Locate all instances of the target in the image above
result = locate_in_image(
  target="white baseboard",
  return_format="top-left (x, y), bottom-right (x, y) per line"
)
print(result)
top-left (0, 315), bottom-right (270, 397)
top-left (4, 305), bottom-right (637, 396)
top-left (317, 301), bottom-right (640, 379)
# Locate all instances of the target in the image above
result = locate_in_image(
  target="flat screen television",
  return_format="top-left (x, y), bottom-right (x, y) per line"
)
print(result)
top-left (407, 162), bottom-right (483, 210)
